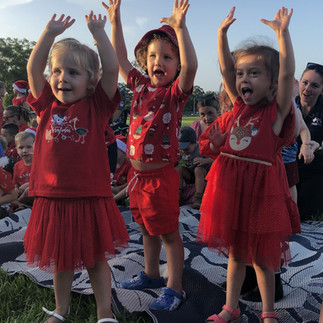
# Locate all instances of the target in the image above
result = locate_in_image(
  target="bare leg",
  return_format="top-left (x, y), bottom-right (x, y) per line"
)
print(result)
top-left (319, 301), bottom-right (323, 323)
top-left (215, 256), bottom-right (245, 321)
top-left (139, 223), bottom-right (162, 279)
top-left (194, 166), bottom-right (207, 194)
top-left (88, 261), bottom-right (114, 320)
top-left (161, 229), bottom-right (184, 294)
top-left (289, 185), bottom-right (297, 203)
top-left (176, 165), bottom-right (184, 190)
top-left (46, 270), bottom-right (74, 323)
top-left (253, 263), bottom-right (276, 322)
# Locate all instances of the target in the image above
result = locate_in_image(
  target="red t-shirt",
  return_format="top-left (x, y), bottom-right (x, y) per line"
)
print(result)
top-left (105, 123), bottom-right (116, 146)
top-left (13, 160), bottom-right (31, 186)
top-left (27, 81), bottom-right (121, 198)
top-left (0, 168), bottom-right (14, 195)
top-left (111, 158), bottom-right (131, 186)
top-left (6, 144), bottom-right (20, 161)
top-left (12, 96), bottom-right (27, 107)
top-left (127, 68), bottom-right (190, 163)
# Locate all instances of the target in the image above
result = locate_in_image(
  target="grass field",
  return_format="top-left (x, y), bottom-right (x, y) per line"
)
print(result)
top-left (181, 115), bottom-right (200, 127)
top-left (0, 269), bottom-right (152, 323)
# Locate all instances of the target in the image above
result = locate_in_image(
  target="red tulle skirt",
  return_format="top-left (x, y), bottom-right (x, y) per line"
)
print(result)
top-left (197, 154), bottom-right (301, 270)
top-left (24, 196), bottom-right (129, 273)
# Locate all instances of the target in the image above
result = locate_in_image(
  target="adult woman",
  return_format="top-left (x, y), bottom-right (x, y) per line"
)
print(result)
top-left (296, 62), bottom-right (323, 221)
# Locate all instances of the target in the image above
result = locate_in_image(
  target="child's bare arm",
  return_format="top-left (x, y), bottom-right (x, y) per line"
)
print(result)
top-left (27, 14), bottom-right (75, 99)
top-left (86, 11), bottom-right (118, 99)
top-left (0, 189), bottom-right (18, 205)
top-left (160, 0), bottom-right (197, 93)
top-left (261, 8), bottom-right (295, 124)
top-left (104, 0), bottom-right (133, 83)
top-left (217, 7), bottom-right (238, 104)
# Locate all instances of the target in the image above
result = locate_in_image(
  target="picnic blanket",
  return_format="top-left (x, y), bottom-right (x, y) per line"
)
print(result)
top-left (0, 206), bottom-right (322, 323)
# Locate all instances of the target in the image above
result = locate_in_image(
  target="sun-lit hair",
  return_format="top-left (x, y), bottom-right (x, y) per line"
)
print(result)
top-left (49, 38), bottom-right (100, 94)
top-left (15, 131), bottom-right (35, 146)
top-left (233, 43), bottom-right (279, 86)
top-left (136, 33), bottom-right (180, 75)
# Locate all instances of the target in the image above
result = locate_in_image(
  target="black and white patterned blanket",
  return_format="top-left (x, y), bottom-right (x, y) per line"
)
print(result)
top-left (0, 207), bottom-right (322, 323)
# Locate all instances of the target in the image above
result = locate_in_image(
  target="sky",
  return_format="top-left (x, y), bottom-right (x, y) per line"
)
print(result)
top-left (0, 0), bottom-right (323, 92)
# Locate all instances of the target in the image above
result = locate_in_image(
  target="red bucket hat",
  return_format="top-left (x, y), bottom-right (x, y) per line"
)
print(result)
top-left (12, 80), bottom-right (29, 93)
top-left (134, 25), bottom-right (178, 62)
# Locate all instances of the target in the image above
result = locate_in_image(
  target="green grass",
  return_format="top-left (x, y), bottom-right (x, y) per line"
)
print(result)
top-left (181, 115), bottom-right (200, 127)
top-left (0, 269), bottom-right (152, 323)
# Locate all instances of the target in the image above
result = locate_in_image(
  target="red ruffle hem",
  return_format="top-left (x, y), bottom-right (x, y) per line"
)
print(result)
top-left (24, 197), bottom-right (129, 273)
top-left (197, 153), bottom-right (301, 271)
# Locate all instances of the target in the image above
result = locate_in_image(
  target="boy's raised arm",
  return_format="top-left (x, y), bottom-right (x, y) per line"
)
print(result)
top-left (104, 0), bottom-right (132, 83)
top-left (217, 7), bottom-right (238, 105)
top-left (27, 14), bottom-right (75, 99)
top-left (160, 0), bottom-right (197, 93)
top-left (86, 11), bottom-right (119, 99)
top-left (261, 7), bottom-right (295, 120)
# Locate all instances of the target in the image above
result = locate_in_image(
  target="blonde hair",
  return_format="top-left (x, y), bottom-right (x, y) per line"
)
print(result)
top-left (49, 38), bottom-right (100, 94)
top-left (15, 131), bottom-right (35, 146)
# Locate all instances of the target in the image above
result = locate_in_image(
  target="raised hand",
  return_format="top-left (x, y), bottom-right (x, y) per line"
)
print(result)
top-left (218, 7), bottom-right (236, 34)
top-left (45, 14), bottom-right (75, 37)
top-left (208, 123), bottom-right (228, 151)
top-left (102, 0), bottom-right (121, 25)
top-left (261, 7), bottom-right (293, 33)
top-left (160, 0), bottom-right (189, 29)
top-left (85, 10), bottom-right (107, 35)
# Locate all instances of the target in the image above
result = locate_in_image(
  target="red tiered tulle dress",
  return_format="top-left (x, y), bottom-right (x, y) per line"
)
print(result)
top-left (197, 98), bottom-right (301, 270)
top-left (24, 197), bottom-right (129, 273)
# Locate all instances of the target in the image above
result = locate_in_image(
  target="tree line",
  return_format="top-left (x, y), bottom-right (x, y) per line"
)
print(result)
top-left (0, 37), bottom-right (216, 114)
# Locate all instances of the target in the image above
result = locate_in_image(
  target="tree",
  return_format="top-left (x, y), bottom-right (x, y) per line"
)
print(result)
top-left (0, 38), bottom-right (35, 107)
top-left (183, 85), bottom-right (206, 115)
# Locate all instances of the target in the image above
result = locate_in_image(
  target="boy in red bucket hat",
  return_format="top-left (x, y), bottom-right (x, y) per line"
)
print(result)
top-left (105, 0), bottom-right (197, 311)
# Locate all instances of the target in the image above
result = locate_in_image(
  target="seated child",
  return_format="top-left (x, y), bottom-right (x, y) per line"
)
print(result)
top-left (0, 136), bottom-right (17, 175)
top-left (1, 122), bottom-right (20, 161)
top-left (12, 131), bottom-right (35, 210)
top-left (177, 126), bottom-right (212, 209)
top-left (0, 152), bottom-right (18, 218)
top-left (111, 136), bottom-right (131, 205)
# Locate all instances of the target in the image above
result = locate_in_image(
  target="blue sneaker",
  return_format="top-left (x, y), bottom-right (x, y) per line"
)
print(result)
top-left (120, 271), bottom-right (165, 290)
top-left (149, 287), bottom-right (186, 311)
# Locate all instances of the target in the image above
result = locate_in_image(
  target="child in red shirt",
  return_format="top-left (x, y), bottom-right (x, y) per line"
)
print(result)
top-left (24, 10), bottom-right (129, 322)
top-left (1, 122), bottom-right (20, 161)
top-left (106, 0), bottom-right (197, 311)
top-left (12, 131), bottom-right (35, 210)
top-left (12, 80), bottom-right (30, 110)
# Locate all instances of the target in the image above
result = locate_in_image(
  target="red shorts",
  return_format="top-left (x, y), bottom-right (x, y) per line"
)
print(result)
top-left (128, 164), bottom-right (180, 236)
top-left (284, 160), bottom-right (299, 187)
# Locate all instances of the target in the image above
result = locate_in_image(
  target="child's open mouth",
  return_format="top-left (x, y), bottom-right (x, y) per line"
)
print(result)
top-left (242, 87), bottom-right (253, 99)
top-left (153, 69), bottom-right (164, 77)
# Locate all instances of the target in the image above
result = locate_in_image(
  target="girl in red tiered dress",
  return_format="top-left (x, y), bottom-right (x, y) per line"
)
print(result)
top-left (24, 10), bottom-right (129, 323)
top-left (198, 7), bottom-right (301, 323)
